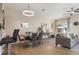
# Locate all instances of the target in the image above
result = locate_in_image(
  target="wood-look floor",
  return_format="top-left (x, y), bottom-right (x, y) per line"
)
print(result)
top-left (10, 38), bottom-right (79, 55)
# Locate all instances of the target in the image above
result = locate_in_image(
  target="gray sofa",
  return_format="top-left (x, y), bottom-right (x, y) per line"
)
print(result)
top-left (55, 33), bottom-right (78, 49)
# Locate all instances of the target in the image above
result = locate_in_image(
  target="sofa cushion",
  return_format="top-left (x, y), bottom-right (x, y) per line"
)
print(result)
top-left (67, 33), bottom-right (76, 40)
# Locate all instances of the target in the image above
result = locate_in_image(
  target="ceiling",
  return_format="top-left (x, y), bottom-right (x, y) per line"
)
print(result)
top-left (3, 3), bottom-right (79, 20)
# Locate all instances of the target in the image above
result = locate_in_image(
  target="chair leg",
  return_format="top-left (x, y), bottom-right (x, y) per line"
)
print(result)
top-left (8, 44), bottom-right (11, 55)
top-left (8, 43), bottom-right (15, 55)
top-left (56, 43), bottom-right (57, 47)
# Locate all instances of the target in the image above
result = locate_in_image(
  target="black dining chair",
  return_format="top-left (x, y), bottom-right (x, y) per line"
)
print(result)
top-left (37, 32), bottom-right (43, 45)
top-left (0, 29), bottom-right (20, 55)
top-left (30, 33), bottom-right (38, 47)
top-left (24, 33), bottom-right (38, 47)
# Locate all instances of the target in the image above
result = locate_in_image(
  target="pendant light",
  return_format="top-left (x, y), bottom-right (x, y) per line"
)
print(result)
top-left (23, 4), bottom-right (35, 17)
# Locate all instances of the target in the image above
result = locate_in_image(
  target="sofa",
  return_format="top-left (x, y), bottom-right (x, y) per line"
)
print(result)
top-left (55, 33), bottom-right (78, 49)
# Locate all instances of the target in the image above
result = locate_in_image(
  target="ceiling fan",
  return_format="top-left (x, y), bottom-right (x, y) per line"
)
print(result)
top-left (64, 7), bottom-right (79, 16)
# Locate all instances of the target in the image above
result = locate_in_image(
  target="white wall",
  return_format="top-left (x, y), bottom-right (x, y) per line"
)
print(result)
top-left (4, 5), bottom-right (52, 36)
top-left (4, 3), bottom-right (77, 36)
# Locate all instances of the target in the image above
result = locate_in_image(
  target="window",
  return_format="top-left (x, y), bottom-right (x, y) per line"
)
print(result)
top-left (22, 22), bottom-right (29, 28)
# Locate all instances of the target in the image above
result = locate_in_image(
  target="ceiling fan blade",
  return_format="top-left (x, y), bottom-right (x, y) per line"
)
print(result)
top-left (74, 8), bottom-right (79, 13)
top-left (63, 13), bottom-right (70, 15)
top-left (66, 10), bottom-right (71, 12)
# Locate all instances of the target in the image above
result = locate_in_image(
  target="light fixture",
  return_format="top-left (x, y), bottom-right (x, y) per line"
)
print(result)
top-left (23, 10), bottom-right (35, 17)
top-left (23, 4), bottom-right (35, 17)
